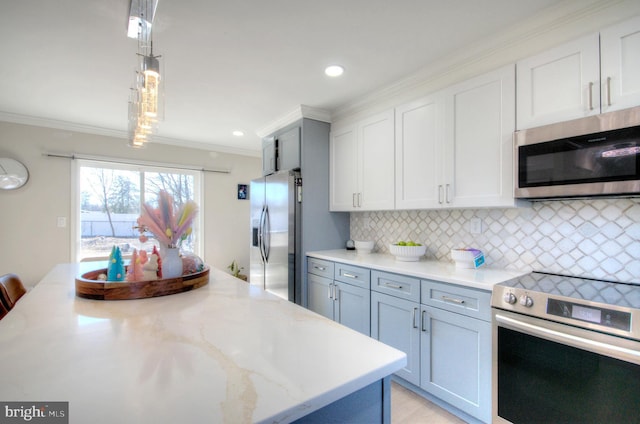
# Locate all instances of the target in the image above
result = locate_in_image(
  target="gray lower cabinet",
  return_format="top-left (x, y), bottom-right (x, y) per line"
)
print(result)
top-left (308, 258), bottom-right (492, 422)
top-left (371, 270), bottom-right (492, 423)
top-left (307, 258), bottom-right (371, 336)
top-left (370, 291), bottom-right (420, 385)
top-left (419, 304), bottom-right (491, 423)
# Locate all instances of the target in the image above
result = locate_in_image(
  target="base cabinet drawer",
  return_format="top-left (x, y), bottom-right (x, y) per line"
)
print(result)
top-left (421, 280), bottom-right (491, 321)
top-left (307, 257), bottom-right (334, 279)
top-left (334, 263), bottom-right (370, 288)
top-left (371, 270), bottom-right (420, 302)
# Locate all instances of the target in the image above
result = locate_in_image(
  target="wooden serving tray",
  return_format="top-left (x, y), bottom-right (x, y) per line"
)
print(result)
top-left (75, 267), bottom-right (209, 300)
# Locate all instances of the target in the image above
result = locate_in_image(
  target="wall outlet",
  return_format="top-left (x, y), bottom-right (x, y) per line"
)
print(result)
top-left (469, 217), bottom-right (482, 234)
top-left (57, 217), bottom-right (67, 228)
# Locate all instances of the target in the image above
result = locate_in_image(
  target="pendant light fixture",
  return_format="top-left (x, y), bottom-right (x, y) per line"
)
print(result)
top-left (127, 0), bottom-right (162, 148)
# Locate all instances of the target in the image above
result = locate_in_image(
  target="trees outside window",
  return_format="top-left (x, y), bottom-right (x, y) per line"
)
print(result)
top-left (77, 161), bottom-right (201, 261)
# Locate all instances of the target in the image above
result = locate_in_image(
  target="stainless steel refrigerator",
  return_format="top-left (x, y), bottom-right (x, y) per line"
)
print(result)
top-left (250, 170), bottom-right (302, 303)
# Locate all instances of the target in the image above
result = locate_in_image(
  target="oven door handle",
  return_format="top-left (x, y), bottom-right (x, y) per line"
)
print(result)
top-left (495, 313), bottom-right (640, 363)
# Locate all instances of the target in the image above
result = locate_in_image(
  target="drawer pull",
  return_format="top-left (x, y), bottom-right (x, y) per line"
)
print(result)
top-left (314, 265), bottom-right (326, 271)
top-left (343, 272), bottom-right (358, 279)
top-left (442, 295), bottom-right (465, 305)
top-left (384, 282), bottom-right (403, 289)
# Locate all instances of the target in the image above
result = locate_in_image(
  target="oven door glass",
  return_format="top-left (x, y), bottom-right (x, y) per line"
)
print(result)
top-left (518, 125), bottom-right (640, 188)
top-left (498, 326), bottom-right (640, 423)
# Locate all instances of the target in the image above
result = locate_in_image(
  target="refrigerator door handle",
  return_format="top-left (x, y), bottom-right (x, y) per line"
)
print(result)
top-left (258, 206), bottom-right (266, 263)
top-left (263, 206), bottom-right (271, 262)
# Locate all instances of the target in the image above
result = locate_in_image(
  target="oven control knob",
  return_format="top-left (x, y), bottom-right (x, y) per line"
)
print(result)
top-left (503, 292), bottom-right (517, 304)
top-left (519, 294), bottom-right (534, 307)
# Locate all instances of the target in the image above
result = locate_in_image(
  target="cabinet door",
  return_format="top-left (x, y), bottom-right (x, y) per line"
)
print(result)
top-left (359, 109), bottom-right (395, 210)
top-left (278, 126), bottom-right (301, 171)
top-left (371, 292), bottom-right (420, 385)
top-left (329, 123), bottom-right (358, 211)
top-left (600, 16), bottom-right (640, 113)
top-left (335, 281), bottom-right (370, 336)
top-left (444, 64), bottom-right (516, 208)
top-left (307, 273), bottom-right (334, 320)
top-left (395, 94), bottom-right (443, 209)
top-left (420, 306), bottom-right (491, 423)
top-left (262, 136), bottom-right (276, 176)
top-left (517, 33), bottom-right (600, 129)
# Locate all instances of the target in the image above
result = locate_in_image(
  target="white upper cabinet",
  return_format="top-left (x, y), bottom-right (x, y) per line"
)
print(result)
top-left (395, 64), bottom-right (516, 210)
top-left (517, 33), bottom-right (600, 129)
top-left (330, 109), bottom-right (395, 211)
top-left (600, 16), bottom-right (640, 113)
top-left (517, 16), bottom-right (640, 129)
top-left (395, 93), bottom-right (444, 209)
top-left (445, 64), bottom-right (516, 208)
top-left (329, 123), bottom-right (358, 211)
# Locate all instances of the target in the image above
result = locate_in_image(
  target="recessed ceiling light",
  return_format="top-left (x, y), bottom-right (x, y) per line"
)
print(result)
top-left (325, 65), bottom-right (344, 77)
top-left (232, 130), bottom-right (244, 137)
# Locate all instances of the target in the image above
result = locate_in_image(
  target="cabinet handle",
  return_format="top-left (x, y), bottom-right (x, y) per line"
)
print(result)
top-left (328, 283), bottom-right (333, 299)
top-left (412, 307), bottom-right (418, 329)
top-left (333, 285), bottom-right (339, 301)
top-left (445, 184), bottom-right (451, 203)
top-left (606, 76), bottom-right (612, 107)
top-left (588, 81), bottom-right (594, 111)
top-left (384, 282), bottom-right (403, 289)
top-left (357, 192), bottom-right (362, 207)
top-left (352, 193), bottom-right (357, 208)
top-left (314, 265), bottom-right (326, 271)
top-left (438, 185), bottom-right (443, 204)
top-left (421, 310), bottom-right (428, 332)
top-left (442, 295), bottom-right (465, 305)
top-left (343, 272), bottom-right (358, 279)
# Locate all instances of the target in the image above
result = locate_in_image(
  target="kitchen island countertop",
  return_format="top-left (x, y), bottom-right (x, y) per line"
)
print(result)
top-left (0, 263), bottom-right (405, 423)
top-left (307, 249), bottom-right (527, 291)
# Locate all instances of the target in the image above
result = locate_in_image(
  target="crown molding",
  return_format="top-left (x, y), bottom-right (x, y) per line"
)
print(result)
top-left (0, 111), bottom-right (261, 158)
top-left (256, 105), bottom-right (331, 138)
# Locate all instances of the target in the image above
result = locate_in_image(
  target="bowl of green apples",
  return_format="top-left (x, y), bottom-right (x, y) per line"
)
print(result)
top-left (389, 241), bottom-right (426, 262)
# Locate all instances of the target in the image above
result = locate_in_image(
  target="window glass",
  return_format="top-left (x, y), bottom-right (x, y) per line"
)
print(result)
top-left (77, 161), bottom-right (200, 261)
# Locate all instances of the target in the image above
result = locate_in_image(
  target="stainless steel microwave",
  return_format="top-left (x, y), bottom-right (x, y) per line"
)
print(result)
top-left (515, 106), bottom-right (640, 199)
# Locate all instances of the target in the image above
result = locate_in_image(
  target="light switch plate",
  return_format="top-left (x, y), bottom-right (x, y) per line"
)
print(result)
top-left (57, 217), bottom-right (67, 228)
top-left (469, 217), bottom-right (482, 234)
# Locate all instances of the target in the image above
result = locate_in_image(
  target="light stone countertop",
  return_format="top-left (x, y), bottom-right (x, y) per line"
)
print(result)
top-left (307, 249), bottom-right (528, 291)
top-left (0, 263), bottom-right (406, 423)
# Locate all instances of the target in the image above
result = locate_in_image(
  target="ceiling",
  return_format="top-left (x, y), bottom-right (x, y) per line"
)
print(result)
top-left (0, 0), bottom-right (567, 156)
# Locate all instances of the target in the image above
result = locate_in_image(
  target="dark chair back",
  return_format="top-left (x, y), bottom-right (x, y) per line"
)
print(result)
top-left (0, 273), bottom-right (26, 310)
top-left (0, 300), bottom-right (8, 320)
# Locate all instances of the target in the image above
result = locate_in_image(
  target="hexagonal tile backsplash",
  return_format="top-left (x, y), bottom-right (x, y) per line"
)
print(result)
top-left (350, 198), bottom-right (640, 284)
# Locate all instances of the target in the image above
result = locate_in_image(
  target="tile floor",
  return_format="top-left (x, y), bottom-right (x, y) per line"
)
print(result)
top-left (391, 382), bottom-right (466, 424)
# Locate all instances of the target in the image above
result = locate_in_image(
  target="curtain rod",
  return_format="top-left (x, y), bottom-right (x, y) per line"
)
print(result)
top-left (43, 152), bottom-right (231, 174)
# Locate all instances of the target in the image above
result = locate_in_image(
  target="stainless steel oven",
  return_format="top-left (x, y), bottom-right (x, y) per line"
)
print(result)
top-left (514, 106), bottom-right (640, 199)
top-left (492, 272), bottom-right (640, 424)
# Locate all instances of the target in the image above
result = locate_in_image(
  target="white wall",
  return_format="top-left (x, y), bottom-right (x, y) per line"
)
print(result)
top-left (0, 121), bottom-right (261, 286)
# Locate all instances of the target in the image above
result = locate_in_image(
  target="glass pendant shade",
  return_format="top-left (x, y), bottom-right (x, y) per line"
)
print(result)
top-left (127, 0), bottom-right (162, 148)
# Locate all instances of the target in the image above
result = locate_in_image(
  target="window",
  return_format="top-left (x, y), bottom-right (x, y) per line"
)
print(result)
top-left (75, 160), bottom-right (202, 261)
